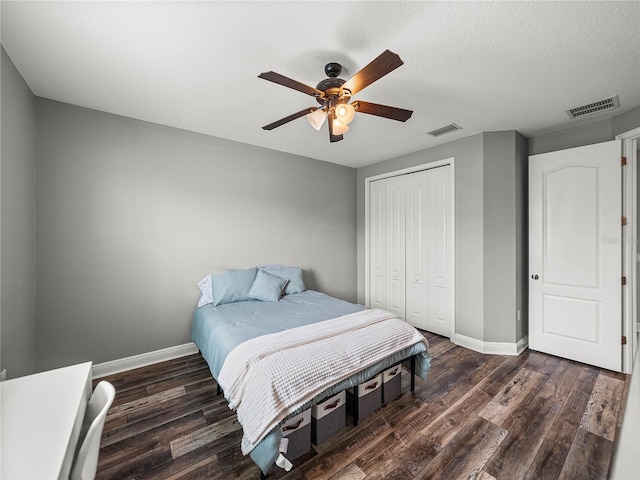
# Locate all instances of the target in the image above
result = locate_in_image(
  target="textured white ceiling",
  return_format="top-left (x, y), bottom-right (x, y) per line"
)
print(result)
top-left (2, 1), bottom-right (639, 168)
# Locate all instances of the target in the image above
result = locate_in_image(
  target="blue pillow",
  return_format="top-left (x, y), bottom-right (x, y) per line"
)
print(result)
top-left (248, 269), bottom-right (288, 302)
top-left (211, 268), bottom-right (258, 306)
top-left (261, 266), bottom-right (305, 295)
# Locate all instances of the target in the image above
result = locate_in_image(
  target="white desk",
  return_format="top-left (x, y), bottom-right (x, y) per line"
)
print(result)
top-left (1, 362), bottom-right (92, 479)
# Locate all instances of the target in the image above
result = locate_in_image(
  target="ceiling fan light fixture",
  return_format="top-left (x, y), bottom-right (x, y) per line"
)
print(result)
top-left (332, 118), bottom-right (349, 135)
top-left (307, 108), bottom-right (327, 131)
top-left (335, 103), bottom-right (356, 125)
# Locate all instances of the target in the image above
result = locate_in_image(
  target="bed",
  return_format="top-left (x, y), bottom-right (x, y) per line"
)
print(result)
top-left (191, 266), bottom-right (431, 475)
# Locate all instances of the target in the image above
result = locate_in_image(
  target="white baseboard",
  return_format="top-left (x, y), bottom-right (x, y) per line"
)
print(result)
top-left (453, 334), bottom-right (528, 356)
top-left (92, 342), bottom-right (199, 379)
top-left (92, 333), bottom-right (529, 379)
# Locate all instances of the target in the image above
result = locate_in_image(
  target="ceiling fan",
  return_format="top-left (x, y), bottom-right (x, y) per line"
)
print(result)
top-left (258, 50), bottom-right (413, 143)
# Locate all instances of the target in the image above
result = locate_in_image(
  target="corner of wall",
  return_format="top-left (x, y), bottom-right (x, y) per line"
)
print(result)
top-left (515, 132), bottom-right (529, 341)
top-left (482, 131), bottom-right (521, 343)
top-left (1, 46), bottom-right (38, 377)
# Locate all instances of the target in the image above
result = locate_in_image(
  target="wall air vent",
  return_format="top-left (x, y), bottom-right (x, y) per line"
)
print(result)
top-left (566, 95), bottom-right (620, 119)
top-left (427, 123), bottom-right (462, 137)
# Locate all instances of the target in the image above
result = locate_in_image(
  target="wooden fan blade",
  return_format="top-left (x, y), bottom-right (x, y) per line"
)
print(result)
top-left (258, 71), bottom-right (323, 97)
top-left (341, 50), bottom-right (404, 96)
top-left (262, 107), bottom-right (317, 130)
top-left (328, 116), bottom-right (344, 142)
top-left (354, 101), bottom-right (413, 122)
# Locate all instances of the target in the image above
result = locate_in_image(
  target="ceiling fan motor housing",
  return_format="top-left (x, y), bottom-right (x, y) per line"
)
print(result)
top-left (316, 63), bottom-right (350, 106)
top-left (315, 79), bottom-right (346, 104)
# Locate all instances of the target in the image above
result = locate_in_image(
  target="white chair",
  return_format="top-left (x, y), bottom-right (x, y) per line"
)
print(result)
top-left (70, 380), bottom-right (116, 480)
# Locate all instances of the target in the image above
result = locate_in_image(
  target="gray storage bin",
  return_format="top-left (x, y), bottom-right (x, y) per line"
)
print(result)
top-left (311, 391), bottom-right (346, 445)
top-left (280, 409), bottom-right (311, 461)
top-left (382, 365), bottom-right (402, 404)
top-left (347, 374), bottom-right (382, 424)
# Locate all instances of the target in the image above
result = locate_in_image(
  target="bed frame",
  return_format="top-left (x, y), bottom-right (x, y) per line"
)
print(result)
top-left (216, 354), bottom-right (419, 478)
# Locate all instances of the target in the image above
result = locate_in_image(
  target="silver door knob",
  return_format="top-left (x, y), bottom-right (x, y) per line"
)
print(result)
top-left (531, 274), bottom-right (539, 280)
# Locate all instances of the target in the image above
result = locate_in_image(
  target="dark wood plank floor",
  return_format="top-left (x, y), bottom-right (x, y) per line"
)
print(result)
top-left (95, 332), bottom-right (630, 479)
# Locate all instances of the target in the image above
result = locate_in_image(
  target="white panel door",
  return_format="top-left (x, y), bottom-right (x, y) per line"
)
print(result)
top-left (386, 175), bottom-right (406, 318)
top-left (529, 140), bottom-right (621, 371)
top-left (427, 165), bottom-right (452, 336)
top-left (369, 179), bottom-right (387, 310)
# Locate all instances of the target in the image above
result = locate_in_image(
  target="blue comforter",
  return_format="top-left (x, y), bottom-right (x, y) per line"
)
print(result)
top-left (191, 290), bottom-right (431, 474)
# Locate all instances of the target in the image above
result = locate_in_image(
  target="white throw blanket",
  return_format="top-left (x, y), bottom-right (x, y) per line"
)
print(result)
top-left (217, 308), bottom-right (428, 454)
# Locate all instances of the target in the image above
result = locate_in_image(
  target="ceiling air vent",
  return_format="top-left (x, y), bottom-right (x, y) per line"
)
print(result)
top-left (566, 95), bottom-right (620, 119)
top-left (427, 123), bottom-right (462, 137)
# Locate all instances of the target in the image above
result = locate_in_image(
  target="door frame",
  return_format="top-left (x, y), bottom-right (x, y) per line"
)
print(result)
top-left (364, 157), bottom-right (456, 339)
top-left (619, 127), bottom-right (640, 374)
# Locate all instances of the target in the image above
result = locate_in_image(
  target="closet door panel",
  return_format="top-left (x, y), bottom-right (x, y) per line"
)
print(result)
top-left (386, 176), bottom-right (406, 317)
top-left (369, 179), bottom-right (387, 310)
top-left (427, 166), bottom-right (452, 336)
top-left (405, 171), bottom-right (429, 329)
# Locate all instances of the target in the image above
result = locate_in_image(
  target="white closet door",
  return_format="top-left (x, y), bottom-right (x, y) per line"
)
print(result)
top-left (369, 179), bottom-right (387, 310)
top-left (405, 170), bottom-right (429, 327)
top-left (369, 165), bottom-right (453, 334)
top-left (426, 165), bottom-right (452, 337)
top-left (385, 175), bottom-right (406, 318)
top-left (405, 166), bottom-right (452, 336)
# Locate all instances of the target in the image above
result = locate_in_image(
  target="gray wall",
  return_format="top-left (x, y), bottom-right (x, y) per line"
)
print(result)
top-left (0, 47), bottom-right (37, 378)
top-left (35, 99), bottom-right (357, 371)
top-left (483, 131), bottom-right (528, 343)
top-left (613, 106), bottom-right (640, 138)
top-left (357, 131), bottom-right (527, 345)
top-left (527, 118), bottom-right (613, 156)
top-left (529, 106), bottom-right (640, 155)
